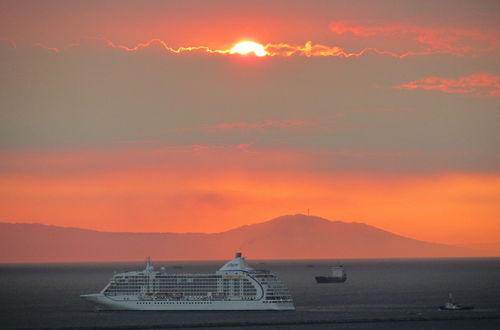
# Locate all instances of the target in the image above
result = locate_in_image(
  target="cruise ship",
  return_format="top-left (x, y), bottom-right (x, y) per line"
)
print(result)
top-left (81, 253), bottom-right (295, 310)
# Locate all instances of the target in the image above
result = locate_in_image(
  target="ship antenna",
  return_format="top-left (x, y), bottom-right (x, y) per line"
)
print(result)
top-left (145, 256), bottom-right (153, 272)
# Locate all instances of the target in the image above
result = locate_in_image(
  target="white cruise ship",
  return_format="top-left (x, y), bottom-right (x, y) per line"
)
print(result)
top-left (81, 253), bottom-right (295, 310)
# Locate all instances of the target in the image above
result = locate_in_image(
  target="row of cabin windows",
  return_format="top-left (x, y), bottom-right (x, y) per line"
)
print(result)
top-left (110, 287), bottom-right (253, 292)
top-left (137, 301), bottom-right (212, 305)
top-left (113, 281), bottom-right (250, 286)
top-left (108, 286), bottom-right (257, 291)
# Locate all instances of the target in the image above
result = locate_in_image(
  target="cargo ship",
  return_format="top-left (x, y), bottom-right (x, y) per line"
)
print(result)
top-left (315, 265), bottom-right (347, 283)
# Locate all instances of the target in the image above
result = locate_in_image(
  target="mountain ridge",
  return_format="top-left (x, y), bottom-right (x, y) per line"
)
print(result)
top-left (0, 214), bottom-right (478, 262)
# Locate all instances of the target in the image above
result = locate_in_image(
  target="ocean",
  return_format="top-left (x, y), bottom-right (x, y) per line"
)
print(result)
top-left (1, 258), bottom-right (499, 329)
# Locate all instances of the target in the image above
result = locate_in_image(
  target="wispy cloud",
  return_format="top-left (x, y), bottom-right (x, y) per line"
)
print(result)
top-left (330, 21), bottom-right (498, 57)
top-left (206, 119), bottom-right (311, 132)
top-left (394, 72), bottom-right (500, 97)
top-left (171, 119), bottom-right (313, 135)
top-left (28, 38), bottom-right (412, 58)
top-left (19, 34), bottom-right (496, 59)
top-left (0, 38), bottom-right (16, 49)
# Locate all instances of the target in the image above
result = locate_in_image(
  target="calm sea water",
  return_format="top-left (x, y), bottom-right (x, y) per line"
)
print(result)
top-left (0, 258), bottom-right (499, 329)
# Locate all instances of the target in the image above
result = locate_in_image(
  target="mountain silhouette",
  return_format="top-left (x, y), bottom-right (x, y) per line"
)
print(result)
top-left (0, 214), bottom-right (471, 262)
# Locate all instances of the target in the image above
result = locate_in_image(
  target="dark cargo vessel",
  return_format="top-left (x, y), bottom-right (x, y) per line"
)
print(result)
top-left (315, 265), bottom-right (347, 283)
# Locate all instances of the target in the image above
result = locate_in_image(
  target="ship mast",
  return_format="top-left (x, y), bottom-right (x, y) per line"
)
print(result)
top-left (145, 256), bottom-right (154, 273)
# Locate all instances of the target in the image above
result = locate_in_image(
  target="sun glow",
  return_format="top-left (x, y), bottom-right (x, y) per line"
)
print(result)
top-left (230, 41), bottom-right (267, 57)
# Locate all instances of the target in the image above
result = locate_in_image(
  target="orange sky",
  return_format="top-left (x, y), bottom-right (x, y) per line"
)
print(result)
top-left (0, 0), bottom-right (499, 247)
top-left (1, 146), bottom-right (499, 245)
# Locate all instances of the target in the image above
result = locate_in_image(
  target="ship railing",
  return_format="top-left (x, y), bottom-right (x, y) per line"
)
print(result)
top-left (250, 269), bottom-right (271, 274)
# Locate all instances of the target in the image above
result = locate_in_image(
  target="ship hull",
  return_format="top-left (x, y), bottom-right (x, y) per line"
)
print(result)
top-left (439, 305), bottom-right (474, 311)
top-left (81, 294), bottom-right (294, 311)
top-left (315, 276), bottom-right (346, 283)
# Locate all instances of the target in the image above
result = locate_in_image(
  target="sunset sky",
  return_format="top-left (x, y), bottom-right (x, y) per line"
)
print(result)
top-left (0, 0), bottom-right (499, 246)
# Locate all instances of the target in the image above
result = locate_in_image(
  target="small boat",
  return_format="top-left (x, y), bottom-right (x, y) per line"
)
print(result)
top-left (439, 293), bottom-right (474, 311)
top-left (315, 265), bottom-right (347, 283)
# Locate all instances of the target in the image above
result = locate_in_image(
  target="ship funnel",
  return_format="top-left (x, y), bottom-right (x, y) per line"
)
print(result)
top-left (218, 252), bottom-right (254, 272)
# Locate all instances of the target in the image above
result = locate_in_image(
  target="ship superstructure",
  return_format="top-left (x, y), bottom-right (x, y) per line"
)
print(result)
top-left (81, 253), bottom-right (294, 310)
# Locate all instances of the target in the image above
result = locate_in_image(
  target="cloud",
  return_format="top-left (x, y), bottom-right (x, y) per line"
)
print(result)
top-left (34, 42), bottom-right (60, 53)
top-left (264, 41), bottom-right (415, 58)
top-left (206, 119), bottom-right (312, 132)
top-left (1, 142), bottom-right (494, 179)
top-left (30, 38), bottom-right (395, 58)
top-left (330, 21), bottom-right (499, 57)
top-left (394, 72), bottom-right (500, 97)
top-left (168, 120), bottom-right (314, 138)
top-left (21, 36), bottom-right (492, 59)
top-left (0, 38), bottom-right (16, 50)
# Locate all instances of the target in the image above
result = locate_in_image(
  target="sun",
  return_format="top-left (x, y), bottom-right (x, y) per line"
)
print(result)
top-left (230, 41), bottom-right (267, 57)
